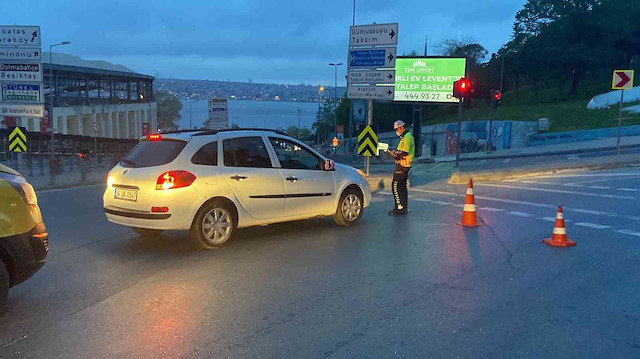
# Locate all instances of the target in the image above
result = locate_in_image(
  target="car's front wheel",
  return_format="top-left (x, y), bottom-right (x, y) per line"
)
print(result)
top-left (334, 188), bottom-right (364, 226)
top-left (0, 259), bottom-right (9, 314)
top-left (191, 201), bottom-right (236, 249)
top-left (132, 227), bottom-right (164, 237)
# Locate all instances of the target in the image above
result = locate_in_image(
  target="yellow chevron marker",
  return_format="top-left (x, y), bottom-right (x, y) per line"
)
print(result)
top-left (357, 125), bottom-right (378, 157)
top-left (9, 127), bottom-right (27, 152)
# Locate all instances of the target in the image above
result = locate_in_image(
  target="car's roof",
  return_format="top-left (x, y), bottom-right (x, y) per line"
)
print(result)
top-left (141, 128), bottom-right (290, 141)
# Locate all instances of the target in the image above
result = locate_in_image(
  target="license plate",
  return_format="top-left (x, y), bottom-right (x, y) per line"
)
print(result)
top-left (114, 188), bottom-right (138, 202)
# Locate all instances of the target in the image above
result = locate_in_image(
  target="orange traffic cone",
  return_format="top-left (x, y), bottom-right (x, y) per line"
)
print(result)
top-left (543, 206), bottom-right (576, 247)
top-left (457, 178), bottom-right (481, 227)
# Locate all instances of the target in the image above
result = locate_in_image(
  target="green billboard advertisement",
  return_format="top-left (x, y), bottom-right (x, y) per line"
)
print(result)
top-left (394, 57), bottom-right (466, 103)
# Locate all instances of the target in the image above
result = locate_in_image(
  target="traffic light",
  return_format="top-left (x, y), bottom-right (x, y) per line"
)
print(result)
top-left (453, 78), bottom-right (472, 100)
top-left (492, 90), bottom-right (502, 109)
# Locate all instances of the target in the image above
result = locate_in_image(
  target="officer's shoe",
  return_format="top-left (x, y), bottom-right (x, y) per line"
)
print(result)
top-left (388, 208), bottom-right (408, 215)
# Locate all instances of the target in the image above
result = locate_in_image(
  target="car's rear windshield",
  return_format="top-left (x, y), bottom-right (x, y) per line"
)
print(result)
top-left (120, 140), bottom-right (187, 168)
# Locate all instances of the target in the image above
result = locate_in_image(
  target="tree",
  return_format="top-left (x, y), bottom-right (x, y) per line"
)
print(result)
top-left (285, 126), bottom-right (312, 140)
top-left (155, 91), bottom-right (182, 131)
top-left (435, 36), bottom-right (488, 66)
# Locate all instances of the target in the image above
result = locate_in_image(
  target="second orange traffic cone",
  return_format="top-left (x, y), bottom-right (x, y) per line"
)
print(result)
top-left (457, 178), bottom-right (481, 227)
top-left (543, 206), bottom-right (576, 247)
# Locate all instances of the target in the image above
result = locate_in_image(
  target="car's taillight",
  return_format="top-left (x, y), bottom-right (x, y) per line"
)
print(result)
top-left (156, 171), bottom-right (196, 190)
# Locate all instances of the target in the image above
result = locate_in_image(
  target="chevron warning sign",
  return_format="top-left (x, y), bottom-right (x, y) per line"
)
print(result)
top-left (9, 127), bottom-right (27, 152)
top-left (358, 125), bottom-right (378, 157)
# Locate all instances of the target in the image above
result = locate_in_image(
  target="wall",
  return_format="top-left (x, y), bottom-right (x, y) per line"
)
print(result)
top-left (376, 121), bottom-right (538, 157)
top-left (528, 125), bottom-right (640, 146)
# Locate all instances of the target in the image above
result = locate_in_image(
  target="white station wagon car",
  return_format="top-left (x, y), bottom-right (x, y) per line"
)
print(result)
top-left (104, 129), bottom-right (371, 249)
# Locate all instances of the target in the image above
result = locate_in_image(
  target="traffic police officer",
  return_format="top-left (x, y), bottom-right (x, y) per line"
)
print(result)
top-left (388, 120), bottom-right (414, 215)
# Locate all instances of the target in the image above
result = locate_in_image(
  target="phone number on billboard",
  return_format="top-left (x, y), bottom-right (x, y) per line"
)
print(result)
top-left (398, 92), bottom-right (454, 101)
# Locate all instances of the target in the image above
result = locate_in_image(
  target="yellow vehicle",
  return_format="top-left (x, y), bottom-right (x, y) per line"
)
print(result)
top-left (0, 163), bottom-right (48, 313)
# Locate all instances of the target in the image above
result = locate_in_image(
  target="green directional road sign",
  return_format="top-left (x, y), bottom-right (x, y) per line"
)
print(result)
top-left (358, 125), bottom-right (378, 157)
top-left (9, 127), bottom-right (27, 152)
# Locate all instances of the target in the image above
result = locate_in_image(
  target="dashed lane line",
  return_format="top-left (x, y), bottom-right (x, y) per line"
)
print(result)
top-left (618, 188), bottom-right (639, 192)
top-left (563, 183), bottom-right (584, 187)
top-left (570, 209), bottom-right (607, 215)
top-left (503, 158), bottom-right (512, 163)
top-left (508, 212), bottom-right (531, 217)
top-left (375, 191), bottom-right (640, 238)
top-left (472, 183), bottom-right (636, 200)
top-left (519, 180), bottom-right (538, 184)
top-left (478, 207), bottom-right (504, 212)
top-left (615, 229), bottom-right (640, 237)
top-left (539, 217), bottom-right (572, 223)
top-left (574, 222), bottom-right (612, 230)
top-left (588, 185), bottom-right (611, 190)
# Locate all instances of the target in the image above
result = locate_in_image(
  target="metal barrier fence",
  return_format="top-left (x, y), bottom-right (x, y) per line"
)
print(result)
top-left (0, 134), bottom-right (137, 178)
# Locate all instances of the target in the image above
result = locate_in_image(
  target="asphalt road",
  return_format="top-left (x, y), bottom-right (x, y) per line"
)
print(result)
top-left (1, 168), bottom-right (640, 358)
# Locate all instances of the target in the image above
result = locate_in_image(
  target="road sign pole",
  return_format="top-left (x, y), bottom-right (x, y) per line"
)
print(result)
top-left (365, 99), bottom-right (373, 176)
top-left (617, 89), bottom-right (624, 156)
top-left (455, 98), bottom-right (463, 168)
top-left (488, 89), bottom-right (494, 152)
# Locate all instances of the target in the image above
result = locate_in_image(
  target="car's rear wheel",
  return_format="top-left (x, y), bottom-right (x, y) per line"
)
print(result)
top-left (0, 259), bottom-right (9, 314)
top-left (334, 188), bottom-right (363, 226)
top-left (132, 227), bottom-right (164, 237)
top-left (191, 201), bottom-right (236, 249)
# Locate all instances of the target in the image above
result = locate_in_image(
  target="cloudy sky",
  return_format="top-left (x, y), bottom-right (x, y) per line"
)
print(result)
top-left (11, 0), bottom-right (526, 85)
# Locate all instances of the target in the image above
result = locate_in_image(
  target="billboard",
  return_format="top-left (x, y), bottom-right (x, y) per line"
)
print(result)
top-left (207, 98), bottom-right (228, 130)
top-left (393, 57), bottom-right (466, 103)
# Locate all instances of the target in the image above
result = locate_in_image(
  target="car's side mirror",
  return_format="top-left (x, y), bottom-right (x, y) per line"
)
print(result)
top-left (324, 159), bottom-right (335, 171)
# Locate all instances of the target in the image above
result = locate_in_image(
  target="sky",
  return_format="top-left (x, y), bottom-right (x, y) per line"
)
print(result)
top-left (9, 0), bottom-right (527, 86)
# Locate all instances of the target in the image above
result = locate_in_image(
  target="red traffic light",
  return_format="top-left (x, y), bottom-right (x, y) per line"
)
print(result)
top-left (453, 78), bottom-right (472, 99)
top-left (494, 91), bottom-right (502, 101)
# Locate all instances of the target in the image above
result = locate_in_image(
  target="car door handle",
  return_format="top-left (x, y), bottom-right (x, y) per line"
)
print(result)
top-left (230, 175), bottom-right (248, 181)
top-left (286, 176), bottom-right (299, 182)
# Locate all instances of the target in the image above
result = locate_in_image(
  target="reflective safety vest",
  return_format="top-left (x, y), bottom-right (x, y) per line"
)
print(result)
top-left (397, 131), bottom-right (415, 168)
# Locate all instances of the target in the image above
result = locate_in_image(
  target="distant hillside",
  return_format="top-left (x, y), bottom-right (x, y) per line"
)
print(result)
top-left (155, 78), bottom-right (346, 102)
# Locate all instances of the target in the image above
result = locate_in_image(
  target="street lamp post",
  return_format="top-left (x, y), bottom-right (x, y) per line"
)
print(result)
top-left (317, 85), bottom-right (324, 144)
top-left (189, 98), bottom-right (203, 129)
top-left (48, 41), bottom-right (70, 186)
top-left (329, 63), bottom-right (343, 138)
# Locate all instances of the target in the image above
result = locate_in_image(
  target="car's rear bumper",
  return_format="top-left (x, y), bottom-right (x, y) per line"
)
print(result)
top-left (104, 206), bottom-right (192, 230)
top-left (0, 222), bottom-right (48, 287)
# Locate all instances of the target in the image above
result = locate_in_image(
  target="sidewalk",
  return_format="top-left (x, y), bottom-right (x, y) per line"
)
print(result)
top-left (434, 134), bottom-right (640, 162)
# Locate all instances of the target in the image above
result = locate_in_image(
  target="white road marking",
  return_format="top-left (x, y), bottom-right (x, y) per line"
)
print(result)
top-left (570, 209), bottom-right (607, 215)
top-left (588, 185), bottom-right (610, 190)
top-left (563, 183), bottom-right (584, 187)
top-left (567, 155), bottom-right (580, 160)
top-left (618, 188), bottom-right (639, 192)
top-left (478, 160), bottom-right (487, 165)
top-left (378, 192), bottom-right (392, 196)
top-left (370, 197), bottom-right (386, 203)
top-left (615, 229), bottom-right (640, 237)
top-left (502, 179), bottom-right (519, 182)
top-left (533, 171), bottom-right (640, 179)
top-left (503, 158), bottom-right (512, 163)
top-left (539, 217), bottom-right (572, 223)
top-left (574, 222), bottom-right (611, 229)
top-left (508, 211), bottom-right (531, 217)
top-left (519, 180), bottom-right (538, 184)
top-left (478, 207), bottom-right (504, 212)
top-left (431, 200), bottom-right (452, 205)
top-left (411, 188), bottom-right (556, 209)
top-left (472, 183), bottom-right (636, 200)
top-left (413, 198), bottom-right (432, 202)
top-left (453, 204), bottom-right (465, 208)
top-left (538, 182), bottom-right (557, 185)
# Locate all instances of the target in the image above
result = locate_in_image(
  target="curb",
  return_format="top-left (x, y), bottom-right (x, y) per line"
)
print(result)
top-left (436, 143), bottom-right (640, 163)
top-left (448, 157), bottom-right (640, 184)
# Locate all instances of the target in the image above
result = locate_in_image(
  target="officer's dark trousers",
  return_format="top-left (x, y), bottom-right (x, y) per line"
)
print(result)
top-left (392, 166), bottom-right (410, 210)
